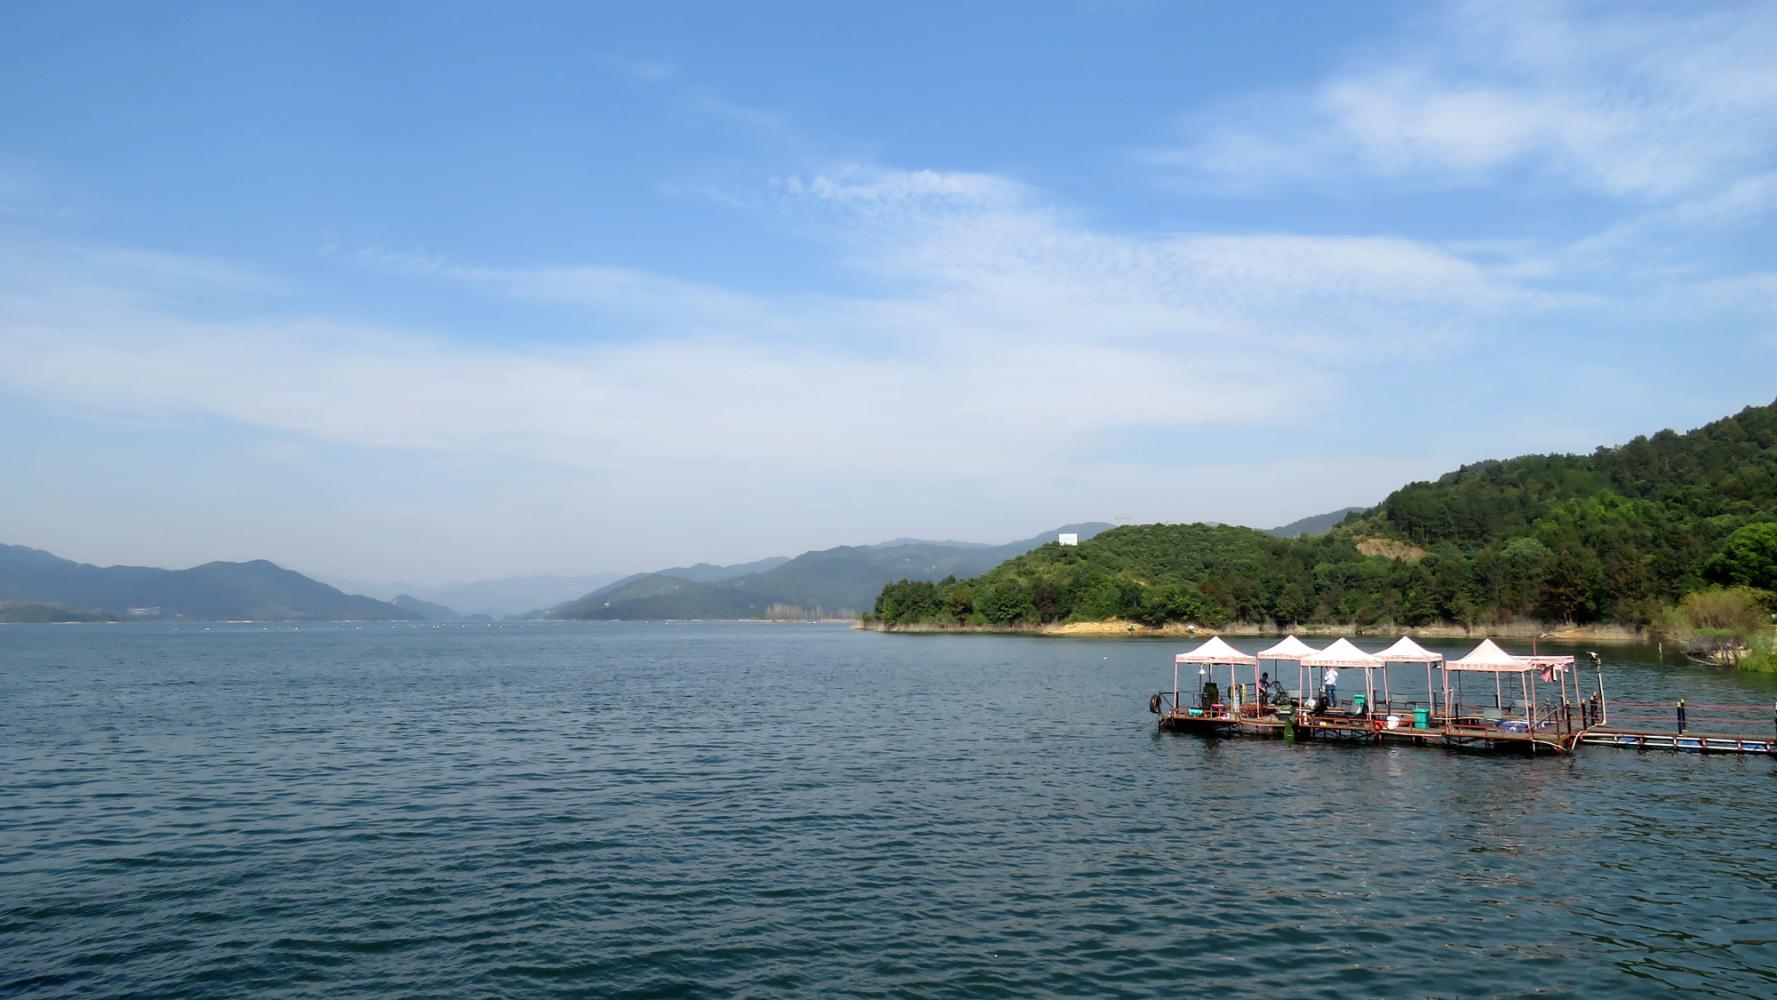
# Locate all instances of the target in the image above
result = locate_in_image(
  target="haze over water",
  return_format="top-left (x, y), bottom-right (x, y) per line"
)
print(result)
top-left (4, 623), bottom-right (1776, 997)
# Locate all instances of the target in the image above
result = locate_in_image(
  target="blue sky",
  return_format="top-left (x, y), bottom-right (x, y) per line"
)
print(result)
top-left (2, 0), bottom-right (1774, 583)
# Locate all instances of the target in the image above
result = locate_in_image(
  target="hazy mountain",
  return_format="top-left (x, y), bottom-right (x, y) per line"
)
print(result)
top-left (551, 574), bottom-right (775, 620)
top-left (870, 537), bottom-right (994, 549)
top-left (1262, 507), bottom-right (1367, 538)
top-left (653, 556), bottom-right (791, 583)
top-left (0, 544), bottom-right (414, 621)
top-left (390, 594), bottom-right (460, 620)
top-left (326, 573), bottom-right (625, 618)
top-left (539, 556), bottom-right (791, 617)
top-left (551, 523), bottom-right (1111, 620)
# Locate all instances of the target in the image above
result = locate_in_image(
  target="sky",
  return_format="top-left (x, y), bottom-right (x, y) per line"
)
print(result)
top-left (1, 0), bottom-right (1774, 585)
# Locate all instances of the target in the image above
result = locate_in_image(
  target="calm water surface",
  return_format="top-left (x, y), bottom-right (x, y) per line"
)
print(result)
top-left (3, 622), bottom-right (1776, 997)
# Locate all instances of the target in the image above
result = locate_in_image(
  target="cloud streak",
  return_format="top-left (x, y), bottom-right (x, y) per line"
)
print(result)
top-left (1160, 1), bottom-right (1777, 198)
top-left (0, 169), bottom-right (1558, 519)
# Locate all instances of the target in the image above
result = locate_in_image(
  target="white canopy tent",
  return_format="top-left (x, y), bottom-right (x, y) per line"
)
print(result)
top-left (1254, 635), bottom-right (1320, 660)
top-left (1174, 636), bottom-right (1259, 666)
top-left (1447, 638), bottom-right (1524, 670)
top-left (1376, 636), bottom-right (1442, 662)
top-left (1301, 638), bottom-right (1383, 710)
top-left (1446, 639), bottom-right (1584, 729)
top-left (1254, 635), bottom-right (1320, 705)
top-left (1301, 637), bottom-right (1382, 667)
top-left (1375, 636), bottom-right (1444, 708)
top-left (1173, 637), bottom-right (1259, 715)
top-left (1448, 638), bottom-right (1526, 717)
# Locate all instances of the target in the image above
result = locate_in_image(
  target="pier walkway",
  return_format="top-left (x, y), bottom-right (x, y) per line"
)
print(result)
top-left (1580, 726), bottom-right (1774, 755)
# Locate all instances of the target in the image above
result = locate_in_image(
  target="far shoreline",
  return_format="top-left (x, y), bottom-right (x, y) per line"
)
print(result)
top-left (856, 618), bottom-right (1654, 645)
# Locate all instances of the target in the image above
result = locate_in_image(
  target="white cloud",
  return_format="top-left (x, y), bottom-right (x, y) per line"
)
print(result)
top-left (0, 170), bottom-right (1550, 496)
top-left (5, 161), bottom-right (1751, 576)
top-left (1162, 1), bottom-right (1777, 198)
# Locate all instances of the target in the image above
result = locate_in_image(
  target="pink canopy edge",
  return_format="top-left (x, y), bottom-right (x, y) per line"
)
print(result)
top-left (1300, 637), bottom-right (1382, 668)
top-left (1254, 635), bottom-right (1321, 660)
top-left (1375, 636), bottom-right (1443, 663)
top-left (1448, 638), bottom-right (1566, 673)
top-left (1174, 635), bottom-right (1259, 666)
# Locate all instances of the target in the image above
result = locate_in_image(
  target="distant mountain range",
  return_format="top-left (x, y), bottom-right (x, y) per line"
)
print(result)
top-left (389, 594), bottom-right (463, 620)
top-left (548, 523), bottom-right (1112, 620)
top-left (1262, 507), bottom-right (1366, 539)
top-left (0, 508), bottom-right (1363, 624)
top-left (0, 544), bottom-right (414, 621)
top-left (323, 573), bottom-right (626, 619)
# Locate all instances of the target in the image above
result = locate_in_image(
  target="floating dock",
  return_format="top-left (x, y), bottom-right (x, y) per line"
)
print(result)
top-left (1155, 635), bottom-right (1776, 760)
top-left (1159, 709), bottom-right (1776, 757)
top-left (1580, 726), bottom-right (1774, 755)
top-left (1158, 707), bottom-right (1587, 754)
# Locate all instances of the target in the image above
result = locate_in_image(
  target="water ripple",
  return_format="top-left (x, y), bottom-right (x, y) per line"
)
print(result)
top-left (2, 623), bottom-right (1774, 996)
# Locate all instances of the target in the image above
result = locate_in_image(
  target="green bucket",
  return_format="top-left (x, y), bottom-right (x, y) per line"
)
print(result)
top-left (1413, 706), bottom-right (1430, 729)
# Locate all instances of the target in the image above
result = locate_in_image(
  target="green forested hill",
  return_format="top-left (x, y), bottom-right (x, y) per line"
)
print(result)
top-left (872, 400), bottom-right (1777, 629)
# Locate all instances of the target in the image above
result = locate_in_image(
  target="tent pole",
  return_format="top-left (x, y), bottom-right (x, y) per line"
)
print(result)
top-left (1598, 659), bottom-right (1608, 726)
top-left (1524, 670), bottom-right (1534, 753)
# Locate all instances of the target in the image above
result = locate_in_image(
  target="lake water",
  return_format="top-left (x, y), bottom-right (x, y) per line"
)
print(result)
top-left (4, 622), bottom-right (1776, 997)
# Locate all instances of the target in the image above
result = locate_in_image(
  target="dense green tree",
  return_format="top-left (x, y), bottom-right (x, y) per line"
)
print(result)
top-left (870, 400), bottom-right (1777, 633)
top-left (976, 582), bottom-right (1037, 624)
top-left (1704, 522), bottom-right (1777, 590)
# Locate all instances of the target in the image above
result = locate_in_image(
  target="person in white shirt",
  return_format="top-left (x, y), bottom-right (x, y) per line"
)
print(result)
top-left (1324, 667), bottom-right (1339, 708)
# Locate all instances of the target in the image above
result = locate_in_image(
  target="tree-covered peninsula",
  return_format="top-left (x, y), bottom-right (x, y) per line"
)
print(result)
top-left (869, 400), bottom-right (1777, 644)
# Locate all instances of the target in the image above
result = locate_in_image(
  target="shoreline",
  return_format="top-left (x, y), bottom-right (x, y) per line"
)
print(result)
top-left (857, 618), bottom-right (1653, 644)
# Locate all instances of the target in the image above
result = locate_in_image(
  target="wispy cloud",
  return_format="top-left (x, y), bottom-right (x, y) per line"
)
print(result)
top-left (2, 165), bottom-right (1575, 496)
top-left (2, 154), bottom-right (1769, 571)
top-left (598, 54), bottom-right (678, 84)
top-left (1157, 1), bottom-right (1777, 199)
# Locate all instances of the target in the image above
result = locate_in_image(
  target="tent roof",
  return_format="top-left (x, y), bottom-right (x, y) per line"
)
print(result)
top-left (1375, 636), bottom-right (1443, 663)
top-left (1255, 635), bottom-right (1320, 660)
top-left (1174, 636), bottom-right (1259, 666)
top-left (1301, 637), bottom-right (1382, 668)
top-left (1448, 638), bottom-right (1532, 672)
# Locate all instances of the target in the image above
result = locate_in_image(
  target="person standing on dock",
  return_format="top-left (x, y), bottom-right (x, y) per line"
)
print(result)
top-left (1324, 667), bottom-right (1339, 709)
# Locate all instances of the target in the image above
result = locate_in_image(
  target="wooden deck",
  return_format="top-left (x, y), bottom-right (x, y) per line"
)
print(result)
top-left (1159, 708), bottom-right (1777, 758)
top-left (1295, 714), bottom-right (1583, 753)
top-left (1159, 707), bottom-right (1585, 753)
top-left (1579, 726), bottom-right (1775, 755)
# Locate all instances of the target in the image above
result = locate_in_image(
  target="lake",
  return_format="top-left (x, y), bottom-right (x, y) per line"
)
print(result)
top-left (3, 622), bottom-right (1776, 997)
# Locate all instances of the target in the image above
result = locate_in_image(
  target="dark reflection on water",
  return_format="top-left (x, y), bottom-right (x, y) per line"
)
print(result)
top-left (3, 623), bottom-right (1775, 997)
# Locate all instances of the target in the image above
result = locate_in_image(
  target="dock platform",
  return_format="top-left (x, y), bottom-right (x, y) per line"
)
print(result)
top-left (1579, 726), bottom-right (1774, 755)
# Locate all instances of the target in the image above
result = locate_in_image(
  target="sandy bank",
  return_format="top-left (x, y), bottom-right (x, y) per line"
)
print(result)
top-left (859, 618), bottom-right (1652, 644)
